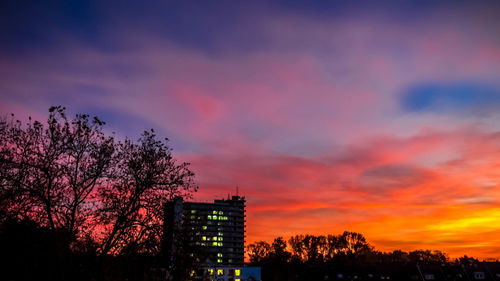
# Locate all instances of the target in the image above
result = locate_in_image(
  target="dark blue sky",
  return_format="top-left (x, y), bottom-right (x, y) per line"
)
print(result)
top-left (2, 0), bottom-right (500, 259)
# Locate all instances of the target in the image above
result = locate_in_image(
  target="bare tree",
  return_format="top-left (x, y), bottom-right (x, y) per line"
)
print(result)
top-left (247, 241), bottom-right (272, 263)
top-left (97, 129), bottom-right (198, 255)
top-left (1, 106), bottom-right (200, 280)
top-left (1, 107), bottom-right (197, 257)
top-left (339, 231), bottom-right (372, 255)
top-left (270, 237), bottom-right (291, 262)
top-left (0, 106), bottom-right (114, 244)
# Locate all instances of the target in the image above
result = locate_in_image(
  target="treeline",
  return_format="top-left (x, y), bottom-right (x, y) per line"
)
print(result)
top-left (248, 232), bottom-right (451, 281)
top-left (248, 231), bottom-right (448, 264)
top-left (0, 107), bottom-right (198, 280)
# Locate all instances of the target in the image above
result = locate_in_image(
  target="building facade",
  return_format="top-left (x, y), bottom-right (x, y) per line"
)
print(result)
top-left (164, 195), bottom-right (246, 281)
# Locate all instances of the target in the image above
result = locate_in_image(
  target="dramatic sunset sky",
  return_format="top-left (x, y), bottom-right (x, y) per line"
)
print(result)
top-left (2, 0), bottom-right (500, 259)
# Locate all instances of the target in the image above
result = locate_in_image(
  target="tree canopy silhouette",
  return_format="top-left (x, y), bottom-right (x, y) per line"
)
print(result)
top-left (0, 106), bottom-right (198, 257)
top-left (1, 106), bottom-right (115, 244)
top-left (248, 231), bottom-right (448, 265)
top-left (247, 232), bottom-right (454, 281)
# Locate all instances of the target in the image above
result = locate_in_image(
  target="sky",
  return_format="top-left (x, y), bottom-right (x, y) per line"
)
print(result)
top-left (1, 0), bottom-right (500, 259)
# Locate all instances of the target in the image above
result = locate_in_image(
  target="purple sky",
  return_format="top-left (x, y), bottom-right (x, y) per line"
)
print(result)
top-left (2, 0), bottom-right (500, 258)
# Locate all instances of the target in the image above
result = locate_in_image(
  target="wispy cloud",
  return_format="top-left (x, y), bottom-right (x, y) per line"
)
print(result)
top-left (1, 0), bottom-right (500, 259)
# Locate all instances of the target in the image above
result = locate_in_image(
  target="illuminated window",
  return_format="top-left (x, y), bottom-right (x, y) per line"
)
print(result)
top-left (202, 226), bottom-right (207, 230)
top-left (208, 215), bottom-right (212, 220)
top-left (213, 215), bottom-right (218, 220)
top-left (218, 242), bottom-right (223, 246)
top-left (217, 269), bottom-right (224, 276)
top-left (235, 279), bottom-right (241, 281)
top-left (213, 210), bottom-right (218, 214)
top-left (235, 269), bottom-right (241, 276)
top-left (217, 253), bottom-right (223, 257)
top-left (218, 237), bottom-right (223, 241)
top-left (219, 211), bottom-right (223, 215)
top-left (191, 210), bottom-right (196, 214)
top-left (202, 236), bottom-right (206, 241)
top-left (213, 236), bottom-right (217, 241)
top-left (207, 269), bottom-right (214, 275)
top-left (201, 243), bottom-right (206, 246)
top-left (213, 242), bottom-right (218, 246)
top-left (218, 232), bottom-right (224, 236)
top-left (217, 259), bottom-right (222, 263)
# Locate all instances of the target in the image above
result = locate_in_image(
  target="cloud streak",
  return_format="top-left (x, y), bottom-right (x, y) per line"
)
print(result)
top-left (1, 0), bottom-right (500, 259)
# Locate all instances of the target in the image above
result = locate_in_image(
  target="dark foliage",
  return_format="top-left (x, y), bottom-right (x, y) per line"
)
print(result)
top-left (0, 217), bottom-right (67, 280)
top-left (0, 107), bottom-right (198, 280)
top-left (0, 106), bottom-right (115, 243)
top-left (247, 232), bottom-right (451, 281)
top-left (98, 129), bottom-right (197, 256)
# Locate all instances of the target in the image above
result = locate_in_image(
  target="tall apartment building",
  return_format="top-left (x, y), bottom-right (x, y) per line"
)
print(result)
top-left (164, 195), bottom-right (246, 281)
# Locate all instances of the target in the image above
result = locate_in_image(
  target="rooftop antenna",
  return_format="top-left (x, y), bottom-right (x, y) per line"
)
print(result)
top-left (236, 185), bottom-right (239, 197)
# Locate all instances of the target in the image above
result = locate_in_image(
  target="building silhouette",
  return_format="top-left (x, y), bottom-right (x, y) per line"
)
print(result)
top-left (164, 195), bottom-right (246, 281)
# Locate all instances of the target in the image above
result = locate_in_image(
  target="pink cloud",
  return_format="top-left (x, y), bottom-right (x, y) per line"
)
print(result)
top-left (177, 128), bottom-right (500, 259)
top-left (2, 5), bottom-right (500, 259)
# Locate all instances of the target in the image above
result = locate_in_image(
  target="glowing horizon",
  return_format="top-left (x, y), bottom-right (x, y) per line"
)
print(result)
top-left (2, 0), bottom-right (500, 260)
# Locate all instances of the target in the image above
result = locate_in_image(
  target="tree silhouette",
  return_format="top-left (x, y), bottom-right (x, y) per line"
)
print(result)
top-left (98, 129), bottom-right (198, 255)
top-left (0, 106), bottom-right (114, 249)
top-left (1, 106), bottom-right (199, 279)
top-left (0, 217), bottom-right (65, 280)
top-left (287, 232), bottom-right (373, 263)
top-left (270, 237), bottom-right (291, 262)
top-left (247, 241), bottom-right (272, 263)
top-left (249, 232), bottom-right (459, 281)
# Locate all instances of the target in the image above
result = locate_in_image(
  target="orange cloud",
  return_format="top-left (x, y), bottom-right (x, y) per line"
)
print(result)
top-left (186, 129), bottom-right (500, 260)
